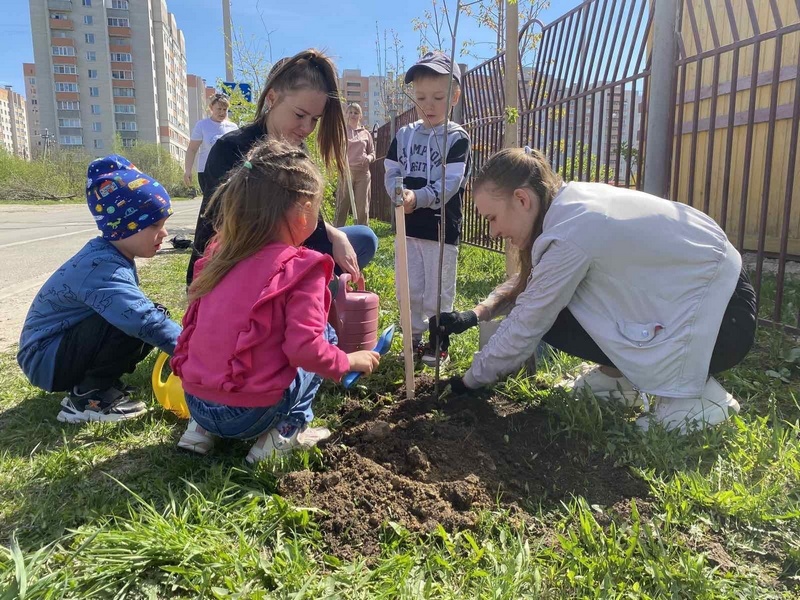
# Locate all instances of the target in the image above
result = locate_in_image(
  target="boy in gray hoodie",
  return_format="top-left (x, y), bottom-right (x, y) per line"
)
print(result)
top-left (384, 51), bottom-right (471, 366)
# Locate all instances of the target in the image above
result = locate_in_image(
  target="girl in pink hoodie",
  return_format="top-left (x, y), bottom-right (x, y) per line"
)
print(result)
top-left (172, 139), bottom-right (380, 464)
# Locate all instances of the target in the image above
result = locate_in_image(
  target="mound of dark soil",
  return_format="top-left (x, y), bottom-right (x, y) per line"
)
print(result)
top-left (280, 384), bottom-right (649, 558)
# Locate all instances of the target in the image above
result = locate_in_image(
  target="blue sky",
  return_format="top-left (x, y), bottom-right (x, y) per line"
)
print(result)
top-left (0, 0), bottom-right (582, 95)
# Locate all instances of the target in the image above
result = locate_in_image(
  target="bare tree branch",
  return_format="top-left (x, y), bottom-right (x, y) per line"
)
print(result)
top-left (413, 0), bottom-right (549, 70)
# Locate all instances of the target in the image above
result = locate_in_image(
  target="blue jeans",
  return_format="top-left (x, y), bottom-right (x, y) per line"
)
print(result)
top-left (185, 324), bottom-right (337, 439)
top-left (306, 225), bottom-right (378, 275)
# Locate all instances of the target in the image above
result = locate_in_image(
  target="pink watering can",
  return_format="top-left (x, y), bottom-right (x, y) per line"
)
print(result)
top-left (330, 273), bottom-right (379, 353)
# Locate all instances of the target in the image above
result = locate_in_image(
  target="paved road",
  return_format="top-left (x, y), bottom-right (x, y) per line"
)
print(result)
top-left (0, 198), bottom-right (201, 352)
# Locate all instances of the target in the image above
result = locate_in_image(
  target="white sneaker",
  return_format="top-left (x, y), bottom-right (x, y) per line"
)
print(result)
top-left (177, 419), bottom-right (216, 455)
top-left (564, 363), bottom-right (642, 407)
top-left (245, 425), bottom-right (331, 465)
top-left (636, 377), bottom-right (740, 433)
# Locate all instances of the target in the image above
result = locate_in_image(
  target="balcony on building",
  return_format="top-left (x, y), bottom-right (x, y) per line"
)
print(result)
top-left (50, 36), bottom-right (75, 48)
top-left (109, 42), bottom-right (132, 54)
top-left (108, 26), bottom-right (132, 37)
top-left (49, 16), bottom-right (74, 30)
top-left (47, 0), bottom-right (73, 11)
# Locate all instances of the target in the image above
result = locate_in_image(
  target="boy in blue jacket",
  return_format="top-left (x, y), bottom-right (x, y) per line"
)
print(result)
top-left (17, 155), bottom-right (182, 424)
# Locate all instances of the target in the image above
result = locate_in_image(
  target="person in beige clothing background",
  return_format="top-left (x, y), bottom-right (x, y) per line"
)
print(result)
top-left (335, 103), bottom-right (375, 226)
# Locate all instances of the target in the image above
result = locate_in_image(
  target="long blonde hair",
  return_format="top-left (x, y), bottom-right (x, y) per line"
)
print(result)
top-left (474, 147), bottom-right (563, 302)
top-left (188, 139), bottom-right (323, 302)
top-left (254, 49), bottom-right (347, 174)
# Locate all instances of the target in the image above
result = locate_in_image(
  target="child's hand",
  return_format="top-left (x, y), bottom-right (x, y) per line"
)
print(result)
top-left (402, 189), bottom-right (417, 214)
top-left (347, 350), bottom-right (381, 375)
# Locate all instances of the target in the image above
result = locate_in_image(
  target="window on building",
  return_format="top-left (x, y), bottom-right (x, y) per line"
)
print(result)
top-left (60, 135), bottom-right (83, 145)
top-left (53, 64), bottom-right (77, 74)
top-left (89, 87), bottom-right (99, 97)
top-left (114, 104), bottom-right (135, 114)
top-left (94, 139), bottom-right (104, 149)
top-left (52, 31), bottom-right (72, 38)
top-left (49, 12), bottom-right (69, 19)
top-left (51, 46), bottom-right (76, 56)
top-left (88, 69), bottom-right (98, 78)
top-left (31, 99), bottom-right (38, 105)
top-left (111, 70), bottom-right (134, 80)
top-left (91, 104), bottom-right (101, 114)
top-left (58, 100), bottom-right (80, 110)
top-left (86, 51), bottom-right (96, 61)
top-left (83, 15), bottom-right (93, 25)
top-left (121, 138), bottom-right (134, 148)
top-left (82, 0), bottom-right (91, 5)
top-left (107, 17), bottom-right (130, 27)
top-left (111, 0), bottom-right (129, 8)
top-left (91, 122), bottom-right (101, 132)
top-left (28, 77), bottom-right (35, 85)
top-left (116, 121), bottom-right (137, 131)
top-left (58, 118), bottom-right (82, 128)
top-left (85, 33), bottom-right (95, 44)
top-left (55, 82), bottom-right (79, 92)
top-left (110, 53), bottom-right (132, 62)
top-left (112, 87), bottom-right (135, 97)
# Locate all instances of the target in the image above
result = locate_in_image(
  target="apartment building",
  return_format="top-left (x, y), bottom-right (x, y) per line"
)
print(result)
top-left (340, 69), bottom-right (371, 124)
top-left (152, 0), bottom-right (189, 161)
top-left (22, 63), bottom-right (43, 156)
top-left (367, 75), bottom-right (386, 127)
top-left (564, 85), bottom-right (642, 180)
top-left (186, 74), bottom-right (216, 128)
top-left (338, 70), bottom-right (414, 128)
top-left (0, 86), bottom-right (30, 159)
top-left (29, 0), bottom-right (190, 160)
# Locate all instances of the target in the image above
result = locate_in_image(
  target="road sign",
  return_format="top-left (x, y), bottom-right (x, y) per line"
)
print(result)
top-left (222, 82), bottom-right (252, 103)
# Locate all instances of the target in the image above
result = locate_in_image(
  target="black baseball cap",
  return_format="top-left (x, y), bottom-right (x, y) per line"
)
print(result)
top-left (404, 51), bottom-right (461, 85)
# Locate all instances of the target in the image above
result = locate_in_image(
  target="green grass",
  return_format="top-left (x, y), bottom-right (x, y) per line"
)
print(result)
top-left (1, 220), bottom-right (799, 598)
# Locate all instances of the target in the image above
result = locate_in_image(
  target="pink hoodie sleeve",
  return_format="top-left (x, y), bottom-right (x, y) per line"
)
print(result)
top-left (280, 262), bottom-right (350, 380)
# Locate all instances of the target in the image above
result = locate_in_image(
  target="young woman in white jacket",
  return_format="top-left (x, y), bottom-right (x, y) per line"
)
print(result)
top-left (432, 147), bottom-right (756, 433)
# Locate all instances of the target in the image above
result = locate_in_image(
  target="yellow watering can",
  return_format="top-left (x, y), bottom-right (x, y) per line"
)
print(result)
top-left (151, 352), bottom-right (190, 419)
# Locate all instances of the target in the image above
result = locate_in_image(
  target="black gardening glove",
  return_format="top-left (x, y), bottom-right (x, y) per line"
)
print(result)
top-left (428, 310), bottom-right (479, 353)
top-left (447, 376), bottom-right (470, 396)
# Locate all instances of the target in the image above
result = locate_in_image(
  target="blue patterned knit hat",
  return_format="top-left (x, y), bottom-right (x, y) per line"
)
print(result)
top-left (86, 155), bottom-right (173, 241)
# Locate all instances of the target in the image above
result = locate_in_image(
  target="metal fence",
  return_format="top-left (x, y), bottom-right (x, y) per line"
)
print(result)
top-left (670, 0), bottom-right (800, 328)
top-left (369, 105), bottom-right (416, 223)
top-left (518, 0), bottom-right (653, 189)
top-left (368, 0), bottom-right (800, 329)
top-left (461, 55), bottom-right (508, 251)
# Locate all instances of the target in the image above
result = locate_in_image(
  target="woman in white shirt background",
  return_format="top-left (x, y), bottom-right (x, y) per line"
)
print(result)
top-left (184, 93), bottom-right (239, 194)
top-left (334, 103), bottom-right (375, 227)
top-left (431, 146), bottom-right (757, 434)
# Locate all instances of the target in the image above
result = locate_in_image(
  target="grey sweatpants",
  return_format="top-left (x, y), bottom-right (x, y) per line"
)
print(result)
top-left (395, 236), bottom-right (458, 340)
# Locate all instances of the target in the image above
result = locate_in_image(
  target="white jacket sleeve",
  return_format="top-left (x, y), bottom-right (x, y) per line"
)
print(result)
top-left (463, 238), bottom-right (591, 388)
